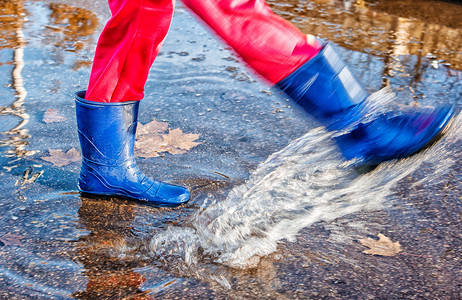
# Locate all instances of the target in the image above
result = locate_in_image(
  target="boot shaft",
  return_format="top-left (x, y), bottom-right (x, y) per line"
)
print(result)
top-left (277, 43), bottom-right (369, 130)
top-left (75, 91), bottom-right (140, 166)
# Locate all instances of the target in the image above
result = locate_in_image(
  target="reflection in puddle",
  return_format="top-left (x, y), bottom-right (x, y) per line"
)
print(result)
top-left (0, 0), bottom-right (37, 166)
top-left (0, 3), bottom-right (101, 295)
top-left (45, 3), bottom-right (98, 53)
top-left (0, 0), bottom-right (99, 174)
top-left (73, 197), bottom-right (149, 299)
top-left (0, 0), bottom-right (461, 298)
top-left (269, 0), bottom-right (462, 70)
top-left (268, 0), bottom-right (462, 100)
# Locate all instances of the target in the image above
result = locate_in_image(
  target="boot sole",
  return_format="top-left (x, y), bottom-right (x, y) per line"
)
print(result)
top-left (356, 110), bottom-right (455, 174)
top-left (79, 191), bottom-right (190, 208)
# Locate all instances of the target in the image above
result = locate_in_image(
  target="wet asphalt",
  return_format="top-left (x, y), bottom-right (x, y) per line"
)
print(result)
top-left (0, 0), bottom-right (461, 299)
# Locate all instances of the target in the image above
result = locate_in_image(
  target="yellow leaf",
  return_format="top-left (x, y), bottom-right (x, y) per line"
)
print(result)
top-left (359, 233), bottom-right (402, 257)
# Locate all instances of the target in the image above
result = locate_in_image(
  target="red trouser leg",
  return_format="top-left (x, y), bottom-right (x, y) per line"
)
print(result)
top-left (86, 0), bottom-right (321, 102)
top-left (86, 0), bottom-right (175, 103)
top-left (182, 0), bottom-right (321, 85)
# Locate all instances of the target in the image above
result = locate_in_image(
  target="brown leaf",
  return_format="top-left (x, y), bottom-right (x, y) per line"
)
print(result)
top-left (41, 148), bottom-right (81, 167)
top-left (135, 120), bottom-right (201, 158)
top-left (135, 134), bottom-right (165, 158)
top-left (162, 128), bottom-right (200, 151)
top-left (137, 118), bottom-right (168, 135)
top-left (135, 119), bottom-right (170, 158)
top-left (43, 108), bottom-right (67, 124)
top-left (165, 147), bottom-right (188, 155)
top-left (359, 233), bottom-right (402, 257)
top-left (0, 233), bottom-right (24, 247)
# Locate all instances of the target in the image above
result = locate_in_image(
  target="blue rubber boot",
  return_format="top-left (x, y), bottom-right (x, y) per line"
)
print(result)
top-left (277, 44), bottom-right (454, 166)
top-left (75, 91), bottom-right (190, 206)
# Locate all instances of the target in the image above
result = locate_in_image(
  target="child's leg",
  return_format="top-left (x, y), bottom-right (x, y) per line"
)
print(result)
top-left (77, 0), bottom-right (190, 205)
top-left (182, 0), bottom-right (454, 166)
top-left (86, 0), bottom-right (175, 103)
top-left (181, 0), bottom-right (322, 84)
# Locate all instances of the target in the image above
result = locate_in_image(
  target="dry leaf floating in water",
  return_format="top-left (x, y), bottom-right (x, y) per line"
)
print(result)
top-left (359, 233), bottom-right (402, 257)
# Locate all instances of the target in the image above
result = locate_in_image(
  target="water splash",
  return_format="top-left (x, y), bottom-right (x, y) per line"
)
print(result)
top-left (149, 88), bottom-right (461, 270)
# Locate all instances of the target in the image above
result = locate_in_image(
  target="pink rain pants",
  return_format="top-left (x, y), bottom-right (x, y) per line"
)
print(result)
top-left (86, 0), bottom-right (322, 103)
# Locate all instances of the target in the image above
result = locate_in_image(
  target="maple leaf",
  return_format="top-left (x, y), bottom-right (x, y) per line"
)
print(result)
top-left (162, 128), bottom-right (200, 150)
top-left (41, 148), bottom-right (81, 167)
top-left (135, 134), bottom-right (165, 158)
top-left (135, 119), bottom-right (201, 158)
top-left (135, 119), bottom-right (170, 158)
top-left (165, 147), bottom-right (188, 155)
top-left (136, 118), bottom-right (168, 135)
top-left (43, 108), bottom-right (67, 124)
top-left (359, 233), bottom-right (402, 257)
top-left (0, 233), bottom-right (24, 247)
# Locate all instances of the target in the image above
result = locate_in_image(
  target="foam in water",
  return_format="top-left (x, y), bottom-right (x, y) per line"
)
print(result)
top-left (149, 88), bottom-right (461, 270)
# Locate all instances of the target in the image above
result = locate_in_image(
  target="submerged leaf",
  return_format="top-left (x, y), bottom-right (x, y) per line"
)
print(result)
top-left (135, 119), bottom-right (201, 158)
top-left (41, 148), bottom-right (81, 167)
top-left (359, 233), bottom-right (402, 257)
top-left (135, 135), bottom-right (165, 158)
top-left (137, 118), bottom-right (168, 135)
top-left (0, 233), bottom-right (24, 247)
top-left (162, 128), bottom-right (200, 150)
top-left (43, 108), bottom-right (67, 124)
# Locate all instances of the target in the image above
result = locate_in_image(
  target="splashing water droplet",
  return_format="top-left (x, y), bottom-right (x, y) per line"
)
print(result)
top-left (149, 88), bottom-right (462, 270)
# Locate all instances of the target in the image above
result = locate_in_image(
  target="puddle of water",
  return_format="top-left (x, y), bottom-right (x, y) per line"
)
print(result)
top-left (0, 0), bottom-right (461, 298)
top-left (268, 0), bottom-right (462, 70)
top-left (148, 87), bottom-right (462, 272)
